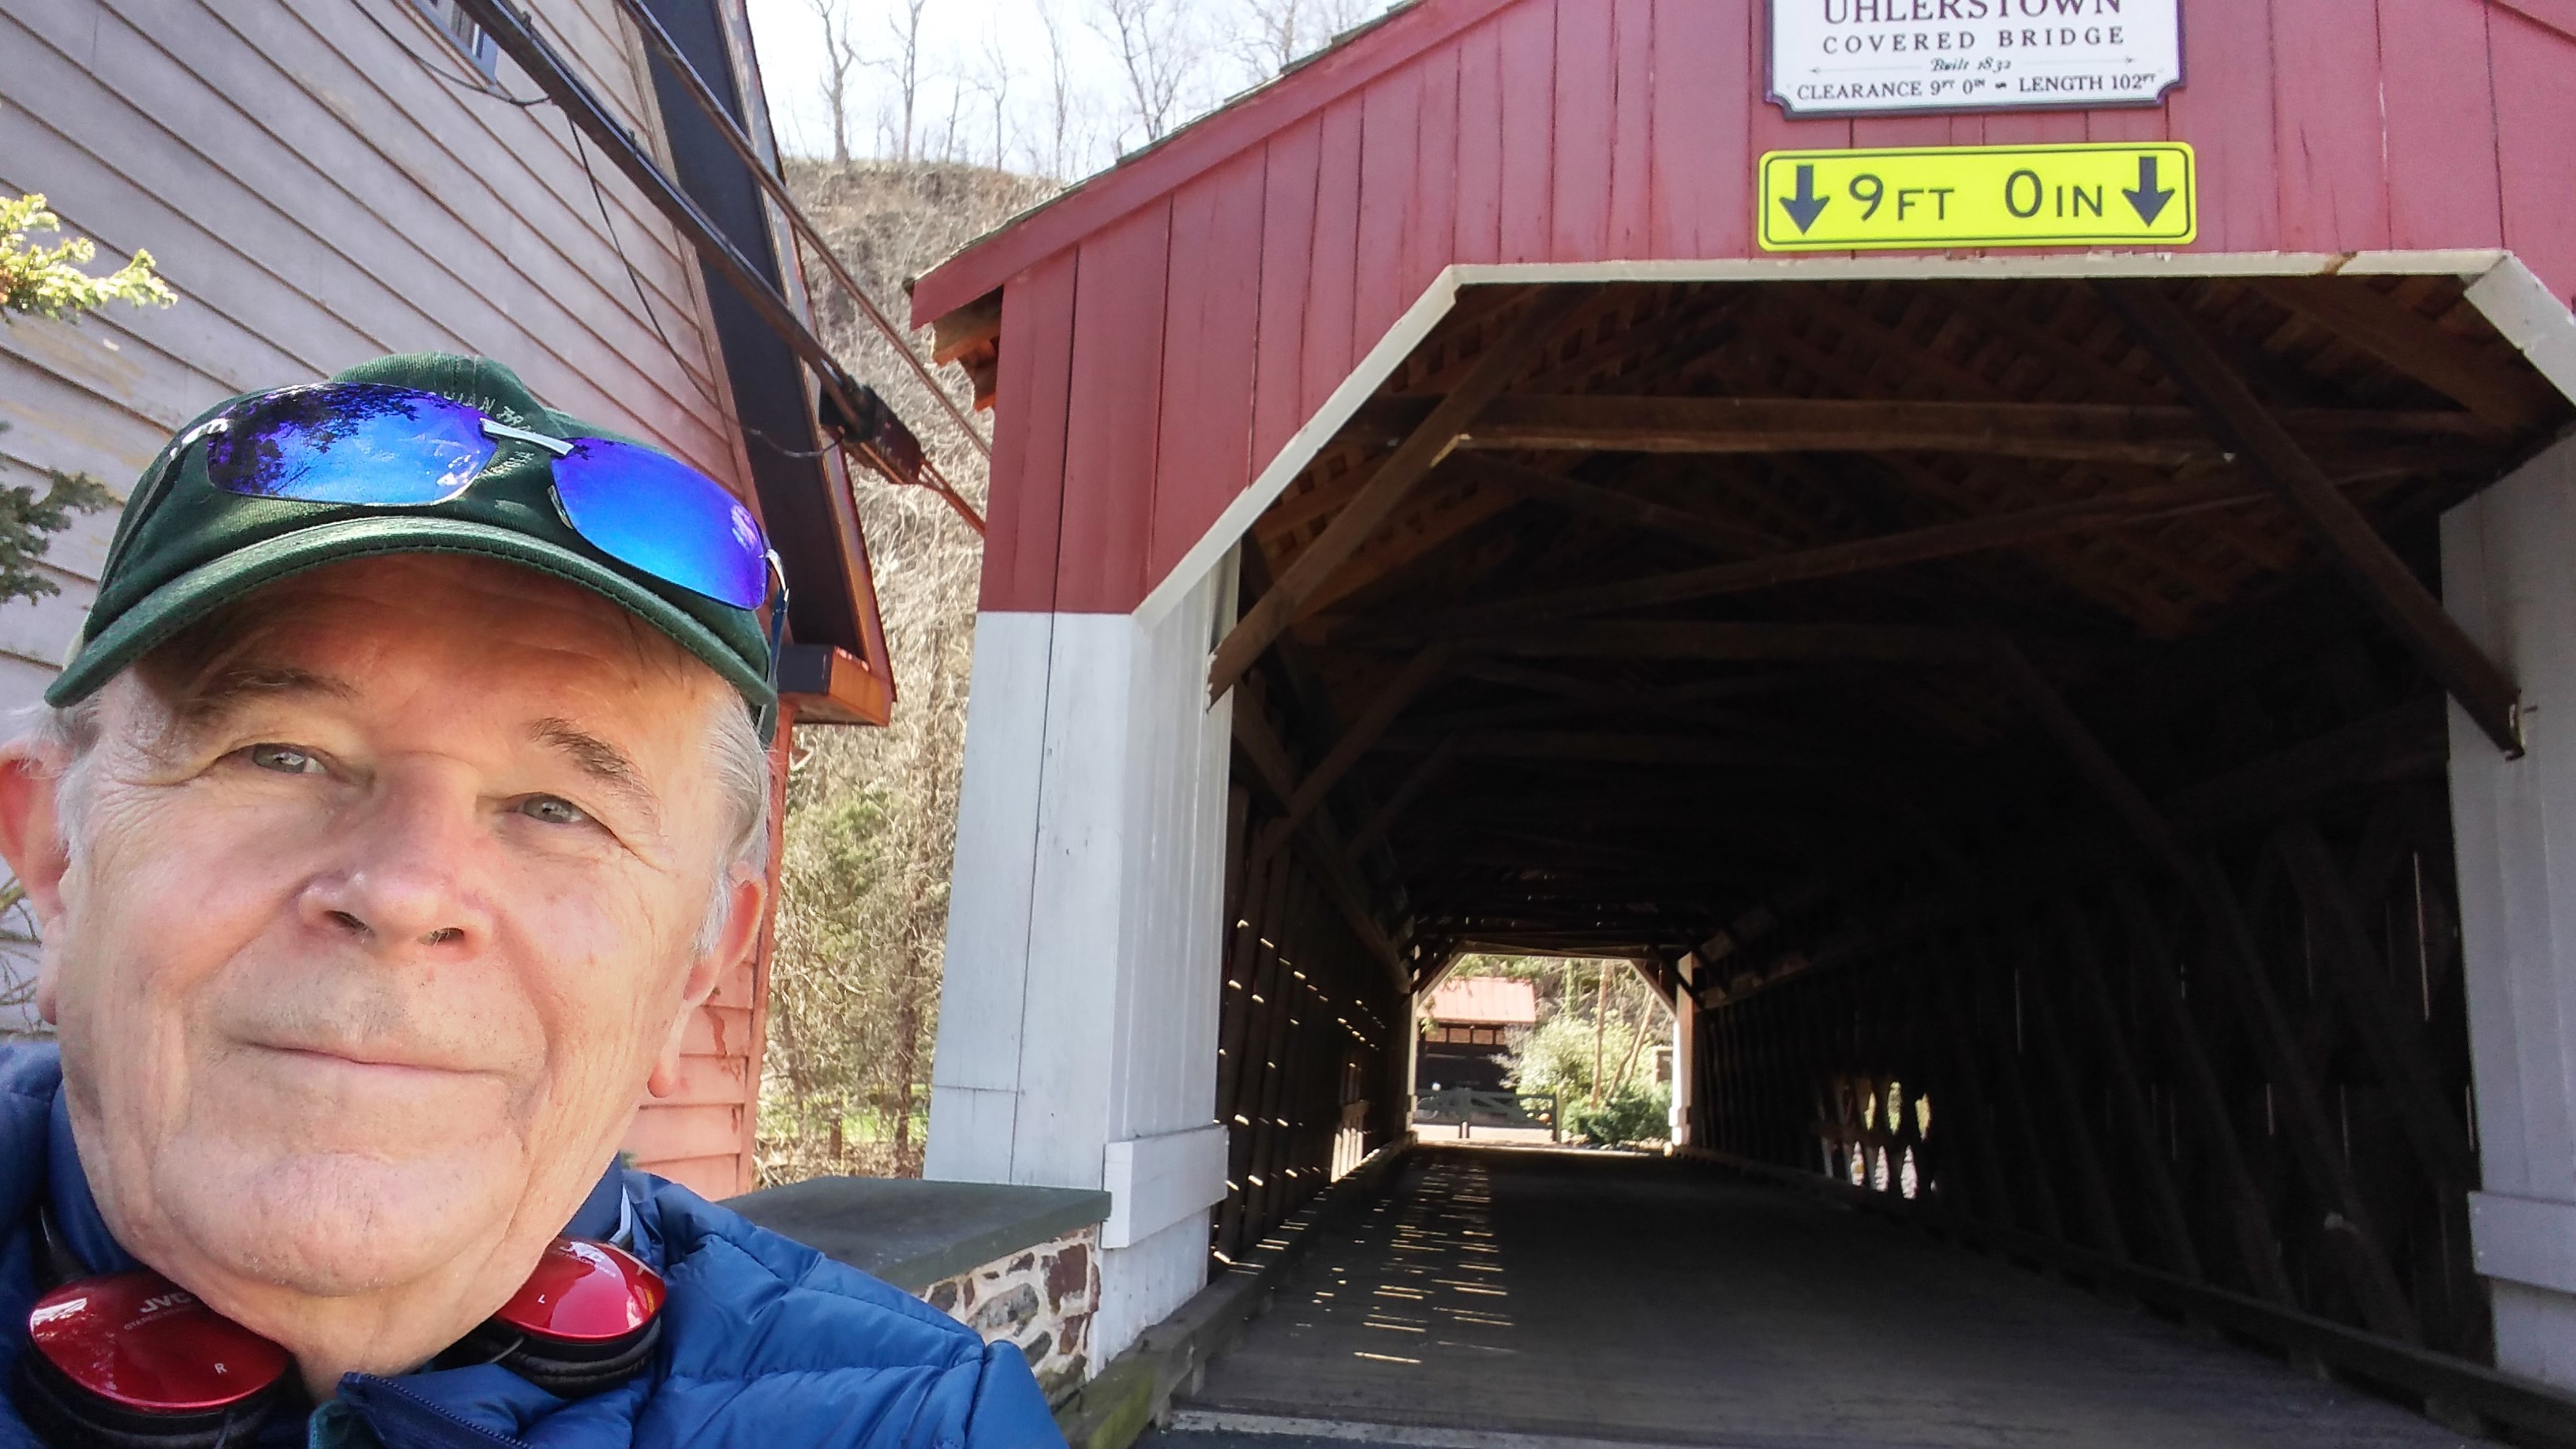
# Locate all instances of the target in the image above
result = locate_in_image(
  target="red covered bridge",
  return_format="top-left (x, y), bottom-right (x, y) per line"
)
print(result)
top-left (905, 2), bottom-right (2576, 1441)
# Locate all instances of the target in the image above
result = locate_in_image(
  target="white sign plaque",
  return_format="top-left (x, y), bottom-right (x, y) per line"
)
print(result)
top-left (1769, 1), bottom-right (2184, 118)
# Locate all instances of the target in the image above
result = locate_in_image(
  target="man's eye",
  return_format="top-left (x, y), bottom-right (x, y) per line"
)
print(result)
top-left (245, 743), bottom-right (321, 775)
top-left (519, 796), bottom-right (592, 826)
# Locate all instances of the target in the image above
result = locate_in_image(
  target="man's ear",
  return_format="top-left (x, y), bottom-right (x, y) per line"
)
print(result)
top-left (0, 739), bottom-right (73, 1026)
top-left (0, 740), bottom-right (71, 931)
top-left (646, 866), bottom-right (766, 1099)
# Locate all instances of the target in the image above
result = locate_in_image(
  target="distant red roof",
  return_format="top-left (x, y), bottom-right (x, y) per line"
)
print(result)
top-left (1428, 977), bottom-right (1537, 1028)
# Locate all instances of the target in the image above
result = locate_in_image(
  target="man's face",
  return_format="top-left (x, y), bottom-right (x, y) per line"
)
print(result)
top-left (0, 555), bottom-right (759, 1359)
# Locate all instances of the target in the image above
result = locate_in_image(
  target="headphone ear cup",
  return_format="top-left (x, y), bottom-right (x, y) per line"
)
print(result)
top-left (446, 1312), bottom-right (662, 1399)
top-left (437, 1238), bottom-right (665, 1400)
top-left (11, 1271), bottom-right (288, 1448)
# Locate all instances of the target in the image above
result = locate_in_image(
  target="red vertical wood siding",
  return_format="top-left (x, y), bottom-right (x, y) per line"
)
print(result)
top-left (1496, 2), bottom-right (1557, 265)
top-left (1302, 99), bottom-right (1366, 423)
top-left (914, 0), bottom-right (2576, 619)
top-left (1410, 47), bottom-right (1464, 291)
top-left (2167, 0), bottom-right (2279, 253)
top-left (1552, 0), bottom-right (1616, 263)
top-left (1252, 118), bottom-right (1323, 476)
top-left (975, 251), bottom-right (1080, 614)
top-left (2272, 0), bottom-right (2393, 254)
top-left (1153, 153), bottom-right (1269, 586)
top-left (1452, 18), bottom-right (1506, 266)
top-left (1054, 203), bottom-right (1172, 613)
top-left (1355, 61), bottom-right (1425, 361)
top-left (1605, 0), bottom-right (1654, 259)
top-left (1646, 1), bottom-right (1751, 260)
top-left (2492, 8), bottom-right (2576, 300)
top-left (2381, 0), bottom-right (2503, 251)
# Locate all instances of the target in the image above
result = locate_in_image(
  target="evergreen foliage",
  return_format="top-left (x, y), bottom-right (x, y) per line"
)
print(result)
top-left (0, 194), bottom-right (173, 319)
top-left (0, 193), bottom-right (174, 606)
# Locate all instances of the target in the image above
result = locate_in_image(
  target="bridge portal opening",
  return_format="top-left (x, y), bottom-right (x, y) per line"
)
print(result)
top-left (1208, 271), bottom-right (2571, 1409)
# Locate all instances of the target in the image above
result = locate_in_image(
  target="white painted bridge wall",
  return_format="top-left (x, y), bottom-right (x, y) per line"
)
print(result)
top-left (927, 563), bottom-right (1238, 1365)
top-left (2444, 434), bottom-right (2576, 1390)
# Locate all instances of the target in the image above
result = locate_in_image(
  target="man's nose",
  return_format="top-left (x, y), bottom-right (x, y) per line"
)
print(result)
top-left (297, 770), bottom-right (492, 952)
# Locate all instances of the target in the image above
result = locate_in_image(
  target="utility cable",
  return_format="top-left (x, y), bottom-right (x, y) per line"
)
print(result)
top-left (606, 0), bottom-right (993, 462)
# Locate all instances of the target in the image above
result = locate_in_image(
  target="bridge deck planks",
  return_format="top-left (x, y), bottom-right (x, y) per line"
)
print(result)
top-left (1166, 1146), bottom-right (2468, 1448)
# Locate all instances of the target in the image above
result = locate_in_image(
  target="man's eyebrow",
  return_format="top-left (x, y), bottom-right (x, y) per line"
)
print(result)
top-left (528, 718), bottom-right (661, 827)
top-left (170, 665), bottom-right (358, 732)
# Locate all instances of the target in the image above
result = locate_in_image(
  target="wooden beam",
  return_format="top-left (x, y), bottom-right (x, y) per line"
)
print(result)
top-left (1961, 933), bottom-right (2070, 1244)
top-left (2248, 278), bottom-right (2559, 431)
top-left (1343, 733), bottom-right (1463, 864)
top-left (1229, 690), bottom-right (1299, 804)
top-left (2095, 282), bottom-right (2522, 756)
top-left (1230, 691), bottom-right (1412, 995)
top-left (1439, 729), bottom-right (1837, 770)
top-left (1477, 620), bottom-right (1988, 664)
top-left (1447, 394), bottom-right (2496, 466)
top-left (2012, 924), bottom-right (2135, 1262)
top-left (2273, 820), bottom-right (2479, 1188)
top-left (1926, 958), bottom-right (2021, 1227)
top-left (1388, 477), bottom-right (2331, 641)
top-left (1268, 643), bottom-right (1456, 844)
top-left (1209, 287), bottom-right (1586, 700)
top-left (1989, 639), bottom-right (2191, 874)
top-left (2050, 899), bottom-right (2206, 1282)
top-left (2161, 695), bottom-right (2447, 840)
top-left (2106, 882), bottom-right (2299, 1307)
top-left (1994, 640), bottom-right (2424, 1336)
top-left (1458, 455), bottom-right (1779, 556)
top-left (1294, 468), bottom-right (1525, 620)
top-left (2198, 865), bottom-right (2425, 1339)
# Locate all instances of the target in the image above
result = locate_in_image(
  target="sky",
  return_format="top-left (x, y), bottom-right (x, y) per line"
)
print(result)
top-left (743, 0), bottom-right (1195, 179)
top-left (739, 0), bottom-right (1391, 179)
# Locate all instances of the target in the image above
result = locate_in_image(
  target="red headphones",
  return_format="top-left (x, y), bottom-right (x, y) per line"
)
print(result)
top-left (12, 1237), bottom-right (665, 1447)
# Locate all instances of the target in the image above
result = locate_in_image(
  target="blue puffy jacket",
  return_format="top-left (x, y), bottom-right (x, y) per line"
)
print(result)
top-left (0, 1046), bottom-right (1065, 1447)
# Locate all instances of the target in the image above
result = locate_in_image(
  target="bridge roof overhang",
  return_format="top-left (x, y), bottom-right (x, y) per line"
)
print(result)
top-left (910, 0), bottom-right (2576, 624)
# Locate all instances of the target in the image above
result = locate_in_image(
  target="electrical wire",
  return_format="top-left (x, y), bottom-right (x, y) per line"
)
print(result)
top-left (605, 0), bottom-right (993, 462)
top-left (564, 112), bottom-right (731, 414)
top-left (567, 119), bottom-right (983, 528)
top-left (361, 0), bottom-right (548, 108)
top-left (433, 0), bottom-right (987, 533)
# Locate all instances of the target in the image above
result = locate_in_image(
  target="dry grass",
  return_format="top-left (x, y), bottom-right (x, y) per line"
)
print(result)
top-left (757, 161), bottom-right (1059, 1185)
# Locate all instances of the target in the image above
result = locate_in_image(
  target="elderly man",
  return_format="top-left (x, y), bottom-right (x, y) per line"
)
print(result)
top-left (0, 356), bottom-right (1060, 1447)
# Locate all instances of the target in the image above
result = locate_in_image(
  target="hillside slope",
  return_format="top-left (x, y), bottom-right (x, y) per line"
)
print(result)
top-left (758, 162), bottom-right (1056, 1183)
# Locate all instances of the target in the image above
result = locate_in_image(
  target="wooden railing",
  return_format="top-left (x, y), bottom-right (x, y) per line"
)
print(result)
top-left (1413, 1088), bottom-right (1560, 1139)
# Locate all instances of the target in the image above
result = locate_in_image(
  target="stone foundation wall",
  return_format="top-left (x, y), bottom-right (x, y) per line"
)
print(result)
top-left (919, 1226), bottom-right (1100, 1403)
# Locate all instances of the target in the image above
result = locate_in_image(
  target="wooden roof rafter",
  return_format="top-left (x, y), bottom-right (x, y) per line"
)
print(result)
top-left (1226, 274), bottom-right (2569, 956)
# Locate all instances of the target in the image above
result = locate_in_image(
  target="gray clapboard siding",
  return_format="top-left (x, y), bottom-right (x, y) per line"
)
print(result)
top-left (0, 0), bottom-right (775, 1194)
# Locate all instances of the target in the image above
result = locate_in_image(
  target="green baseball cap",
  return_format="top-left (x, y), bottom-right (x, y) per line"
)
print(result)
top-left (47, 353), bottom-right (777, 733)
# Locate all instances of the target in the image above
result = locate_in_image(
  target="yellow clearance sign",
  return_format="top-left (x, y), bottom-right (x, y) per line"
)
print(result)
top-left (1758, 142), bottom-right (2196, 252)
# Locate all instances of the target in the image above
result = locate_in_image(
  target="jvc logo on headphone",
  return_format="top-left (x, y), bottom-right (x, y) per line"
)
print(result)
top-left (13, 1237), bottom-right (665, 1447)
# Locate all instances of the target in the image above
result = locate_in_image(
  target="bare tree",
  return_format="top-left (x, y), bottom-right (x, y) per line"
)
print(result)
top-left (1230, 0), bottom-right (1377, 77)
top-left (806, 0), bottom-right (859, 164)
top-left (758, 161), bottom-right (1063, 1186)
top-left (1091, 0), bottom-right (1200, 146)
top-left (1038, 0), bottom-right (1079, 178)
top-left (938, 72), bottom-right (966, 163)
top-left (870, 0), bottom-right (931, 163)
top-left (968, 25), bottom-right (1013, 172)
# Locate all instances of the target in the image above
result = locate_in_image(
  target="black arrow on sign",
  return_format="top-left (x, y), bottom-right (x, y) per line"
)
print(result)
top-left (2123, 155), bottom-right (2175, 225)
top-left (1778, 164), bottom-right (1830, 234)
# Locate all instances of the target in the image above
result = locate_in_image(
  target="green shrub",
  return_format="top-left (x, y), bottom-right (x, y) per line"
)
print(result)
top-left (1566, 1082), bottom-right (1671, 1148)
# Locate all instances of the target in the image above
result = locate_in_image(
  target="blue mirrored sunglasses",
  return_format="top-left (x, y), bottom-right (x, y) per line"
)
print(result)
top-left (189, 382), bottom-right (777, 612)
